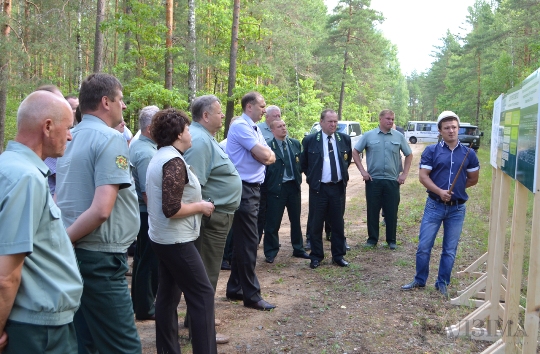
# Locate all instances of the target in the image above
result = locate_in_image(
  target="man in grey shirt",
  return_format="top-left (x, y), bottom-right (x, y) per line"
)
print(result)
top-left (0, 91), bottom-right (83, 354)
top-left (129, 105), bottom-right (160, 321)
top-left (184, 95), bottom-right (242, 343)
top-left (56, 73), bottom-right (141, 353)
top-left (352, 109), bottom-right (412, 250)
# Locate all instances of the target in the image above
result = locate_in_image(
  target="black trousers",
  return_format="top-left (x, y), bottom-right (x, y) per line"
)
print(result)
top-left (226, 183), bottom-right (262, 305)
top-left (131, 212), bottom-right (159, 320)
top-left (308, 182), bottom-right (346, 261)
top-left (257, 183), bottom-right (268, 242)
top-left (150, 240), bottom-right (216, 354)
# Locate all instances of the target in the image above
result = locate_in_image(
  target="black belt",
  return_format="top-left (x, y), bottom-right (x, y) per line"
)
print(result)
top-left (242, 181), bottom-right (261, 188)
top-left (429, 195), bottom-right (466, 206)
top-left (321, 180), bottom-right (343, 185)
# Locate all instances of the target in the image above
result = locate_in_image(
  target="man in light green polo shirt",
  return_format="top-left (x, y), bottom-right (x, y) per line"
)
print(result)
top-left (352, 109), bottom-right (413, 250)
top-left (129, 105), bottom-right (159, 320)
top-left (184, 95), bottom-right (242, 344)
top-left (0, 91), bottom-right (83, 354)
top-left (56, 73), bottom-right (141, 353)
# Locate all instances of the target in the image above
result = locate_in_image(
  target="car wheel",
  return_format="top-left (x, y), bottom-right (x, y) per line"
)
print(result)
top-left (409, 137), bottom-right (417, 144)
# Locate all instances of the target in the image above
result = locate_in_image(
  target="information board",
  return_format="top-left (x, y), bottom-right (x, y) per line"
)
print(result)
top-left (516, 70), bottom-right (540, 192)
top-left (500, 85), bottom-right (521, 179)
top-left (490, 94), bottom-right (503, 169)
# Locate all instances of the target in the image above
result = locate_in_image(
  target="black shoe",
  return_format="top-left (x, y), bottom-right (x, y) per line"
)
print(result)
top-left (245, 299), bottom-right (276, 311)
top-left (345, 240), bottom-right (351, 251)
top-left (389, 243), bottom-right (396, 250)
top-left (309, 260), bottom-right (320, 269)
top-left (401, 280), bottom-right (425, 291)
top-left (265, 256), bottom-right (274, 264)
top-left (293, 252), bottom-right (310, 259)
top-left (326, 232), bottom-right (332, 241)
top-left (305, 240), bottom-right (311, 250)
top-left (362, 242), bottom-right (376, 249)
top-left (332, 258), bottom-right (349, 267)
top-left (226, 292), bottom-right (244, 301)
top-left (221, 260), bottom-right (231, 270)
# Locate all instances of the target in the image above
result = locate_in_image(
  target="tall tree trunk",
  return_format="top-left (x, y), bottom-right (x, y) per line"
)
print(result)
top-left (475, 53), bottom-right (481, 126)
top-left (113, 0), bottom-right (119, 66)
top-left (165, 0), bottom-right (174, 92)
top-left (337, 4), bottom-right (353, 120)
top-left (0, 0), bottom-right (12, 152)
top-left (224, 0), bottom-right (240, 138)
top-left (123, 0), bottom-right (132, 82)
top-left (76, 0), bottom-right (83, 89)
top-left (93, 0), bottom-right (106, 73)
top-left (187, 0), bottom-right (196, 103)
top-left (23, 0), bottom-right (30, 79)
top-left (338, 28), bottom-right (351, 121)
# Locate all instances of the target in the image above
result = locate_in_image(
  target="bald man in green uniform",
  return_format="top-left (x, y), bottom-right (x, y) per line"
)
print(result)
top-left (0, 91), bottom-right (83, 353)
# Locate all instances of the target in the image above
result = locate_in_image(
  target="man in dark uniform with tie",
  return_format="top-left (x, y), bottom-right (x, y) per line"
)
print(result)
top-left (263, 120), bottom-right (310, 263)
top-left (300, 109), bottom-right (352, 269)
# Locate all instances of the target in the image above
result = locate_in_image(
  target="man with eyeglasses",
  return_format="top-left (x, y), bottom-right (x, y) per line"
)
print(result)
top-left (401, 111), bottom-right (480, 299)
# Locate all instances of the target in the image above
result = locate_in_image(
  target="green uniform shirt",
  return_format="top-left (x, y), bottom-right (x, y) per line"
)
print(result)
top-left (354, 128), bottom-right (412, 180)
top-left (184, 122), bottom-right (242, 214)
top-left (0, 141), bottom-right (83, 326)
top-left (129, 135), bottom-right (157, 213)
top-left (56, 115), bottom-right (140, 253)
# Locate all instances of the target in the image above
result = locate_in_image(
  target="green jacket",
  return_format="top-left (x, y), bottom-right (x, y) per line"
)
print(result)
top-left (264, 137), bottom-right (302, 197)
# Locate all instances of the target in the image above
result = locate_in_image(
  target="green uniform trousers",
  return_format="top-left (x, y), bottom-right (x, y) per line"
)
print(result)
top-left (74, 249), bottom-right (142, 354)
top-left (195, 211), bottom-right (234, 292)
top-left (365, 179), bottom-right (400, 245)
top-left (264, 180), bottom-right (305, 258)
top-left (131, 212), bottom-right (158, 320)
top-left (4, 320), bottom-right (77, 354)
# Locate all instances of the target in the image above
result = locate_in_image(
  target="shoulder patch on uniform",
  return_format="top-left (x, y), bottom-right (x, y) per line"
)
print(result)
top-left (116, 155), bottom-right (128, 170)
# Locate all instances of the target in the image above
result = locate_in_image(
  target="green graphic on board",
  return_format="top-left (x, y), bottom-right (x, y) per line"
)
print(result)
top-left (500, 85), bottom-right (521, 179)
top-left (516, 70), bottom-right (539, 192)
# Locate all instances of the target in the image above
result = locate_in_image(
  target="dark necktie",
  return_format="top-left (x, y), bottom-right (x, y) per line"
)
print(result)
top-left (282, 141), bottom-right (293, 177)
top-left (328, 136), bottom-right (338, 183)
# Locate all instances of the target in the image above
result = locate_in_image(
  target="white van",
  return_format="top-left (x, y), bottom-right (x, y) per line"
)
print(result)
top-left (404, 121), bottom-right (438, 144)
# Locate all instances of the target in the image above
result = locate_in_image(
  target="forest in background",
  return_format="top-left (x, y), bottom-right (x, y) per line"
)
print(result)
top-left (0, 0), bottom-right (539, 150)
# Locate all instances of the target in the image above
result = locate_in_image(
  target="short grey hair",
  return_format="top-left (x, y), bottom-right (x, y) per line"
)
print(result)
top-left (266, 105), bottom-right (280, 116)
top-left (191, 95), bottom-right (221, 122)
top-left (139, 105), bottom-right (160, 131)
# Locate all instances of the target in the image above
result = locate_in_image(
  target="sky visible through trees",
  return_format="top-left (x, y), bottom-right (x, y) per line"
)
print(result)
top-left (0, 0), bottom-right (538, 149)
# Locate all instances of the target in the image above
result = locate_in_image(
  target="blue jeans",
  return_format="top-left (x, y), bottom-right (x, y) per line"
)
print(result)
top-left (414, 198), bottom-right (466, 288)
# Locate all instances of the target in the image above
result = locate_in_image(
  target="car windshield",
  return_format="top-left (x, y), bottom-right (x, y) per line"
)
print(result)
top-left (459, 127), bottom-right (478, 135)
top-left (337, 123), bottom-right (347, 133)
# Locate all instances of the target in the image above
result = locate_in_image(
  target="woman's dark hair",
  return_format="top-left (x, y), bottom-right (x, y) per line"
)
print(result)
top-left (151, 108), bottom-right (191, 149)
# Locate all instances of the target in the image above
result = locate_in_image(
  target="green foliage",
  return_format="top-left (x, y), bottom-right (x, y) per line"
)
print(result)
top-left (0, 0), bottom-right (405, 146)
top-left (3, 98), bottom-right (19, 149)
top-left (124, 80), bottom-right (189, 129)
